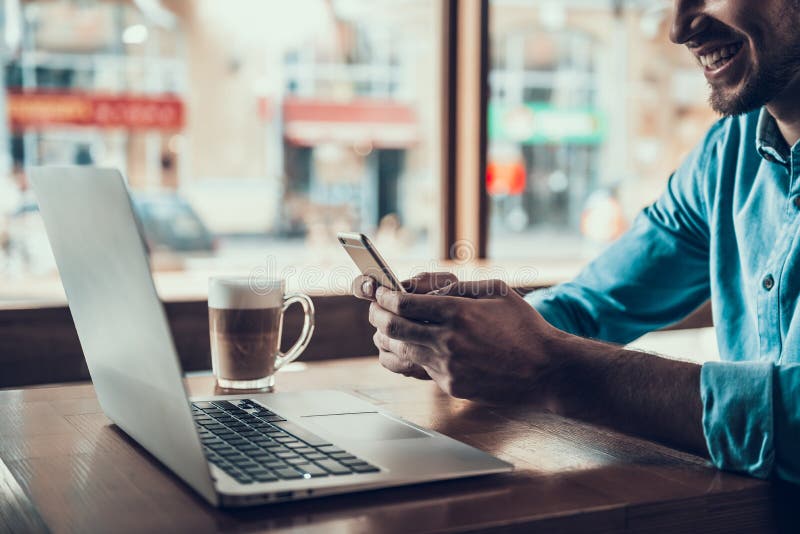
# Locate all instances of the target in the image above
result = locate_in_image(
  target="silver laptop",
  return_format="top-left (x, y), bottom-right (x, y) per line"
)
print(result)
top-left (31, 166), bottom-right (512, 507)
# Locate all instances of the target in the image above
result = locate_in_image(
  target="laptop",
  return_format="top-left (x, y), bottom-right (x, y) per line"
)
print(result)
top-left (30, 167), bottom-right (512, 507)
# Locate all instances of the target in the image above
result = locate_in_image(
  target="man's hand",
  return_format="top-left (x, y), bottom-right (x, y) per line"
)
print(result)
top-left (362, 273), bottom-right (708, 456)
top-left (352, 272), bottom-right (458, 380)
top-left (367, 277), bottom-right (565, 403)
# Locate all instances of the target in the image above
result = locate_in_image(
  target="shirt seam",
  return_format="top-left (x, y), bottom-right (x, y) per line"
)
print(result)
top-left (696, 119), bottom-right (728, 234)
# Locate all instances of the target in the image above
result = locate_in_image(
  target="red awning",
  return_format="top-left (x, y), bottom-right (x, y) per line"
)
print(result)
top-left (282, 98), bottom-right (418, 149)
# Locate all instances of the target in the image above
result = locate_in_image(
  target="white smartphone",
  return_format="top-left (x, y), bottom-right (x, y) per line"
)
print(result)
top-left (337, 232), bottom-right (406, 293)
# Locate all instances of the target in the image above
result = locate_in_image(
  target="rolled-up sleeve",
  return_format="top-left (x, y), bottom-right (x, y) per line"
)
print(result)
top-left (701, 361), bottom-right (800, 482)
top-left (526, 123), bottom-right (718, 344)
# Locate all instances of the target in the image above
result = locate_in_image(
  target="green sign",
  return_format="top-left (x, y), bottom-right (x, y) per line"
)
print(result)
top-left (488, 103), bottom-right (606, 145)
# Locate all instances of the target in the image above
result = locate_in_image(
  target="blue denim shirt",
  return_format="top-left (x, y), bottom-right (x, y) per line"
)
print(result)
top-left (527, 107), bottom-right (800, 483)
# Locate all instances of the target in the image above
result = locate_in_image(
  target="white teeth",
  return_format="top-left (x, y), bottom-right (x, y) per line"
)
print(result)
top-left (696, 43), bottom-right (741, 69)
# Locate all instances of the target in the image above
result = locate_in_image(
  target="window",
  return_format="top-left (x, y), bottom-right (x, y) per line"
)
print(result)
top-left (0, 0), bottom-right (441, 303)
top-left (0, 0), bottom-right (726, 305)
top-left (487, 0), bottom-right (717, 262)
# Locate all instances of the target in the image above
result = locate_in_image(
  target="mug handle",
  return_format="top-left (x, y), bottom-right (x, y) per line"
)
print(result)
top-left (275, 293), bottom-right (315, 371)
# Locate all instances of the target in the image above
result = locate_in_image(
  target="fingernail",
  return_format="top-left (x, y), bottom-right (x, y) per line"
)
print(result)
top-left (375, 286), bottom-right (385, 298)
top-left (431, 281), bottom-right (454, 295)
top-left (362, 279), bottom-right (374, 295)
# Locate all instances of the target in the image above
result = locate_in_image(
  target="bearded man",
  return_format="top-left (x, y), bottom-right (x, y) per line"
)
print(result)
top-left (354, 0), bottom-right (800, 483)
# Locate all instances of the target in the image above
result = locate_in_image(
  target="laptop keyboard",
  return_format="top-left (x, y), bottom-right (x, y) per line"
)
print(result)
top-left (191, 399), bottom-right (380, 484)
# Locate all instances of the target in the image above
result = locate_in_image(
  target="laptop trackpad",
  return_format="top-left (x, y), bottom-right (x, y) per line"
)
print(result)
top-left (304, 412), bottom-right (430, 441)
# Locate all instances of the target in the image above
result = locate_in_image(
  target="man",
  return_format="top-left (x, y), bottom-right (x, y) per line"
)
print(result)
top-left (353, 0), bottom-right (800, 483)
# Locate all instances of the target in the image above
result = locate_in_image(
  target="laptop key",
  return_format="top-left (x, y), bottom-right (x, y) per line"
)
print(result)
top-left (271, 422), bottom-right (331, 447)
top-left (298, 464), bottom-right (329, 478)
top-left (193, 402), bottom-right (215, 409)
top-left (303, 452), bottom-right (327, 461)
top-left (273, 467), bottom-right (304, 480)
top-left (329, 452), bottom-right (354, 459)
top-left (253, 472), bottom-right (279, 483)
top-left (265, 462), bottom-right (288, 470)
top-left (315, 445), bottom-right (344, 453)
top-left (243, 466), bottom-right (270, 475)
top-left (216, 417), bottom-right (238, 424)
top-left (259, 415), bottom-right (287, 423)
top-left (315, 460), bottom-right (352, 475)
top-left (351, 464), bottom-right (380, 474)
top-left (339, 457), bottom-right (368, 466)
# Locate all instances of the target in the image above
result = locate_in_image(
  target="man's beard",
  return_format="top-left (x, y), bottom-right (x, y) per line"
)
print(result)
top-left (710, 33), bottom-right (800, 116)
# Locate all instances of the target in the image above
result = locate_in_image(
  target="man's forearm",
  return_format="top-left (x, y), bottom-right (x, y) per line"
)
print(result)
top-left (545, 333), bottom-right (709, 457)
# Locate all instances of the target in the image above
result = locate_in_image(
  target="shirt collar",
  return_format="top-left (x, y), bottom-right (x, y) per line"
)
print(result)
top-left (756, 108), bottom-right (791, 167)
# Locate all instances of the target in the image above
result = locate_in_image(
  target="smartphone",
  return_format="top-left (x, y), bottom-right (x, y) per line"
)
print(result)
top-left (337, 232), bottom-right (406, 292)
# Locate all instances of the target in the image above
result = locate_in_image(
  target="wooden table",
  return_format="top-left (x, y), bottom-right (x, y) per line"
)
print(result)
top-left (0, 357), bottom-right (795, 533)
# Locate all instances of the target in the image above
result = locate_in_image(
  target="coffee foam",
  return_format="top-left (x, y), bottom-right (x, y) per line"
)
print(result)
top-left (208, 277), bottom-right (284, 309)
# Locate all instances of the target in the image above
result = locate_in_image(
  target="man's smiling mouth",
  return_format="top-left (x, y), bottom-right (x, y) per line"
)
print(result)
top-left (694, 41), bottom-right (744, 70)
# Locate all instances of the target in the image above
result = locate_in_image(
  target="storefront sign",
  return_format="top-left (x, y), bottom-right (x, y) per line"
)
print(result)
top-left (282, 98), bottom-right (418, 148)
top-left (488, 103), bottom-right (605, 145)
top-left (7, 92), bottom-right (184, 130)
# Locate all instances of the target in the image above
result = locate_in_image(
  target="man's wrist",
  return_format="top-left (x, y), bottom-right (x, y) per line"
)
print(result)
top-left (541, 331), bottom-right (624, 419)
top-left (537, 331), bottom-right (708, 455)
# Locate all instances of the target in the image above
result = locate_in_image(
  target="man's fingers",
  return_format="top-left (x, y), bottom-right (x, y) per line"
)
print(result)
top-left (433, 278), bottom-right (513, 299)
top-left (352, 275), bottom-right (377, 301)
top-left (378, 351), bottom-right (432, 380)
top-left (373, 332), bottom-right (432, 379)
top-left (369, 302), bottom-right (442, 344)
top-left (402, 271), bottom-right (458, 294)
top-left (375, 286), bottom-right (453, 323)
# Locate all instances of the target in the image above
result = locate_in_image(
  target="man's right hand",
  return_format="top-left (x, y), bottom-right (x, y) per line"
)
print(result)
top-left (352, 271), bottom-right (458, 380)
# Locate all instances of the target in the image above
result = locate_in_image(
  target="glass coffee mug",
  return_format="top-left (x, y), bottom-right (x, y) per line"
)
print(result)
top-left (208, 277), bottom-right (315, 390)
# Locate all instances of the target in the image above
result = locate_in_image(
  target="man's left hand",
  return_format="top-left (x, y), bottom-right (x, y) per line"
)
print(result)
top-left (368, 278), bottom-right (566, 404)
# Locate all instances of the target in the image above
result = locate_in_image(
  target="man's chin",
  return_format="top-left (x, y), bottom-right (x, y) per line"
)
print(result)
top-left (708, 84), bottom-right (762, 117)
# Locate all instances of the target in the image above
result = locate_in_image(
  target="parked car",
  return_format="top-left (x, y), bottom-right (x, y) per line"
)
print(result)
top-left (131, 192), bottom-right (216, 253)
top-left (7, 190), bottom-right (215, 275)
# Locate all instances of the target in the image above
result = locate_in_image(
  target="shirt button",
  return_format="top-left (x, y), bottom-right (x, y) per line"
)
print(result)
top-left (763, 274), bottom-right (775, 291)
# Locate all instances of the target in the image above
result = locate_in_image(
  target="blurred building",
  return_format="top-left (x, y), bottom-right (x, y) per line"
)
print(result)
top-left (1, 0), bottom-right (439, 248)
top-left (3, 0), bottom-right (186, 190)
top-left (0, 0), bottom-right (721, 281)
top-left (488, 0), bottom-right (717, 257)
